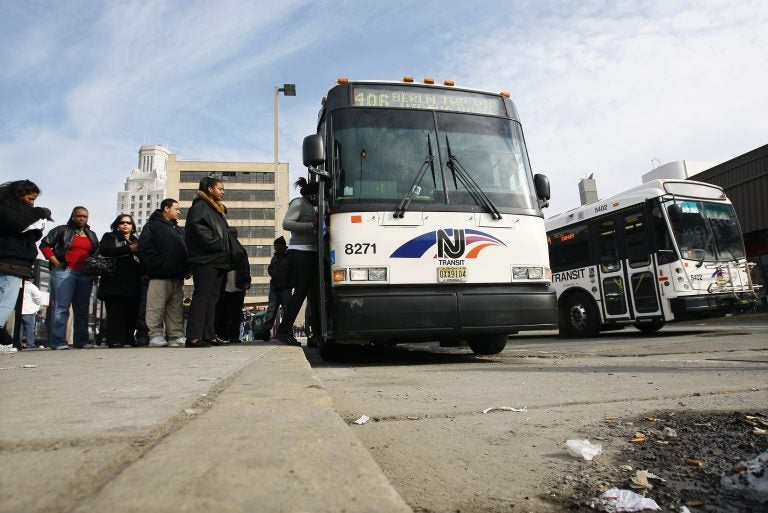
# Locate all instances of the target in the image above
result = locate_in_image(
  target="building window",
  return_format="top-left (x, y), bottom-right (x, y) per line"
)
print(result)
top-left (226, 208), bottom-right (275, 220)
top-left (250, 264), bottom-right (269, 277)
top-left (179, 189), bottom-right (276, 202)
top-left (179, 171), bottom-right (275, 184)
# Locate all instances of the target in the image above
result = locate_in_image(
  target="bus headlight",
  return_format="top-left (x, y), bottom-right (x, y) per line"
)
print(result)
top-left (348, 267), bottom-right (388, 282)
top-left (512, 266), bottom-right (544, 280)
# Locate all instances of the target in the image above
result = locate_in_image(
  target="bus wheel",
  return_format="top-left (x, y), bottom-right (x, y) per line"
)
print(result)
top-left (634, 320), bottom-right (665, 334)
top-left (468, 334), bottom-right (508, 355)
top-left (562, 293), bottom-right (600, 338)
top-left (318, 338), bottom-right (343, 362)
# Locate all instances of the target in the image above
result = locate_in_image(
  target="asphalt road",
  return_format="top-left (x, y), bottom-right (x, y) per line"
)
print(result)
top-left (307, 321), bottom-right (768, 513)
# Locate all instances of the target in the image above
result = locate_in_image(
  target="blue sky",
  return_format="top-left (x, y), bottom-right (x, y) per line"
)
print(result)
top-left (1, 0), bottom-right (767, 233)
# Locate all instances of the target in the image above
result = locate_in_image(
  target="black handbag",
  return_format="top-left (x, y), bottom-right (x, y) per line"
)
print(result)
top-left (82, 255), bottom-right (117, 277)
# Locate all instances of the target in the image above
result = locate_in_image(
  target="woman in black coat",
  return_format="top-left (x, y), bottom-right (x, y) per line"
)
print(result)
top-left (184, 177), bottom-right (232, 347)
top-left (98, 214), bottom-right (142, 347)
top-left (0, 180), bottom-right (52, 346)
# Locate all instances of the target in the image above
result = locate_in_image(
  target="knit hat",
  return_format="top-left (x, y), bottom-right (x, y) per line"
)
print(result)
top-left (274, 236), bottom-right (286, 246)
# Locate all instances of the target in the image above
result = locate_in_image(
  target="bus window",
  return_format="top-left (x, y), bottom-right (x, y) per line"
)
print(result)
top-left (631, 271), bottom-right (659, 313)
top-left (548, 224), bottom-right (591, 272)
top-left (651, 206), bottom-right (677, 264)
top-left (598, 219), bottom-right (620, 272)
top-left (624, 213), bottom-right (650, 268)
top-left (603, 276), bottom-right (627, 315)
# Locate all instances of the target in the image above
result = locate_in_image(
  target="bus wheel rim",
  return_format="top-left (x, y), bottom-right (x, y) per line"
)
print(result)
top-left (569, 304), bottom-right (587, 329)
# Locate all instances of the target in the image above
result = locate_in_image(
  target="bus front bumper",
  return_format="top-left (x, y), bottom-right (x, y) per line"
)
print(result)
top-left (671, 292), bottom-right (757, 320)
top-left (329, 284), bottom-right (558, 343)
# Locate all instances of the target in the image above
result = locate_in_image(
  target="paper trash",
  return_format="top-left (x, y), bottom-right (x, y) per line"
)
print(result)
top-left (482, 406), bottom-right (527, 414)
top-left (353, 415), bottom-right (370, 425)
top-left (566, 439), bottom-right (603, 460)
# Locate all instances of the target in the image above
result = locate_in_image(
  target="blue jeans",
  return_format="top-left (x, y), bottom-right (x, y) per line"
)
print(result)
top-left (21, 313), bottom-right (37, 347)
top-left (50, 268), bottom-right (93, 348)
top-left (0, 273), bottom-right (22, 330)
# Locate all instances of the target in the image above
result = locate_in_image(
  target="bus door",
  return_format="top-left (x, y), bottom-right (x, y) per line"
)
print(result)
top-left (620, 210), bottom-right (661, 319)
top-left (596, 216), bottom-right (631, 322)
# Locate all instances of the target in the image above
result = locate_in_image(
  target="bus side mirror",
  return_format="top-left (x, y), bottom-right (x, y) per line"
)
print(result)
top-left (667, 204), bottom-right (682, 223)
top-left (303, 134), bottom-right (325, 167)
top-left (534, 173), bottom-right (550, 208)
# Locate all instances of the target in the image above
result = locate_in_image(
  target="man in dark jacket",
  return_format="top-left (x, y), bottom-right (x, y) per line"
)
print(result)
top-left (257, 236), bottom-right (291, 341)
top-left (138, 199), bottom-right (188, 347)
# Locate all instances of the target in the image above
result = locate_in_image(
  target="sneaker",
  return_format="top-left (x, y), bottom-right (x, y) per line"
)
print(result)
top-left (24, 346), bottom-right (46, 351)
top-left (167, 337), bottom-right (186, 348)
top-left (0, 344), bottom-right (18, 354)
top-left (149, 337), bottom-right (168, 347)
top-left (82, 344), bottom-right (96, 349)
top-left (52, 344), bottom-right (69, 350)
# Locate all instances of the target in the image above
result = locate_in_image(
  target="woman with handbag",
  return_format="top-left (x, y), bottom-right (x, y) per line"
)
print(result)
top-left (97, 214), bottom-right (142, 348)
top-left (184, 177), bottom-right (232, 347)
top-left (39, 206), bottom-right (99, 349)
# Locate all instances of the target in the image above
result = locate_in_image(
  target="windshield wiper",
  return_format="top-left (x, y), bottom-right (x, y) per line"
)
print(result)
top-left (445, 136), bottom-right (502, 220)
top-left (394, 134), bottom-right (437, 218)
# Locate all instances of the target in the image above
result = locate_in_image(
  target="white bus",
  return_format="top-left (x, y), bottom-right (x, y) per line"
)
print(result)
top-left (546, 179), bottom-right (759, 337)
top-left (301, 78), bottom-right (557, 359)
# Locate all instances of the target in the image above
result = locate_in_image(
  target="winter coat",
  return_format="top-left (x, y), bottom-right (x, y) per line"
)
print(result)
top-left (185, 191), bottom-right (231, 269)
top-left (0, 194), bottom-right (47, 279)
top-left (268, 251), bottom-right (291, 291)
top-left (138, 210), bottom-right (188, 279)
top-left (97, 232), bottom-right (142, 298)
top-left (39, 221), bottom-right (99, 267)
top-left (233, 248), bottom-right (251, 291)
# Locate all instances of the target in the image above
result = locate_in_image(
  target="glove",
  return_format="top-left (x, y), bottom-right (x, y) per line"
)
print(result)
top-left (33, 207), bottom-right (53, 221)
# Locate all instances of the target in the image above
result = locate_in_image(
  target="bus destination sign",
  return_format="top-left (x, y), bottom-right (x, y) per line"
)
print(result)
top-left (352, 85), bottom-right (506, 116)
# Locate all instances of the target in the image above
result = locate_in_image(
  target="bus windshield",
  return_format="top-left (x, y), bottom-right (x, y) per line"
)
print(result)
top-left (667, 200), bottom-right (746, 261)
top-left (331, 108), bottom-right (537, 211)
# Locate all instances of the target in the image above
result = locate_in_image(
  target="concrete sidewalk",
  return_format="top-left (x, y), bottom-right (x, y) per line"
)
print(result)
top-left (0, 344), bottom-right (411, 513)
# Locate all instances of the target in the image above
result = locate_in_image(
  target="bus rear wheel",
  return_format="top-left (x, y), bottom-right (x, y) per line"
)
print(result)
top-left (318, 338), bottom-right (344, 362)
top-left (561, 293), bottom-right (600, 338)
top-left (634, 320), bottom-right (665, 334)
top-left (468, 334), bottom-right (508, 355)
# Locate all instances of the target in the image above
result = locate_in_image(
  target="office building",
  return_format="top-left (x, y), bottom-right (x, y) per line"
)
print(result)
top-left (117, 145), bottom-right (171, 231)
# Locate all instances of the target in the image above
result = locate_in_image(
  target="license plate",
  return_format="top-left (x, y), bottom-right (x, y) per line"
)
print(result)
top-left (437, 266), bottom-right (466, 283)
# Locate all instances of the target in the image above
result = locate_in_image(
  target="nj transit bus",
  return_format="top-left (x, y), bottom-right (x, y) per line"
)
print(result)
top-left (300, 78), bottom-right (557, 359)
top-left (545, 179), bottom-right (758, 337)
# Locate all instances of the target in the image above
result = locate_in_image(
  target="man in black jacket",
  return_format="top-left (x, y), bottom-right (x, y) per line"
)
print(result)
top-left (257, 236), bottom-right (291, 341)
top-left (138, 199), bottom-right (188, 347)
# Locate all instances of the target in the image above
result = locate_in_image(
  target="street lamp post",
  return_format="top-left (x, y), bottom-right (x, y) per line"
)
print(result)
top-left (274, 83), bottom-right (296, 164)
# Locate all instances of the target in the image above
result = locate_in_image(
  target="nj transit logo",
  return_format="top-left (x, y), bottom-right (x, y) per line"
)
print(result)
top-left (390, 229), bottom-right (505, 259)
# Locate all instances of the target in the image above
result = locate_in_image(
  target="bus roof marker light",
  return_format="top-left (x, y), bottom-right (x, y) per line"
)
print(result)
top-left (337, 78), bottom-right (349, 84)
top-left (423, 77), bottom-right (435, 84)
top-left (501, 91), bottom-right (511, 98)
top-left (403, 76), bottom-right (415, 83)
top-left (444, 80), bottom-right (455, 87)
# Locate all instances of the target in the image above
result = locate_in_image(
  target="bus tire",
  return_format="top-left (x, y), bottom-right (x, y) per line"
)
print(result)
top-left (634, 320), bottom-right (665, 334)
top-left (561, 293), bottom-right (600, 338)
top-left (468, 334), bottom-right (508, 355)
top-left (318, 338), bottom-right (343, 362)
